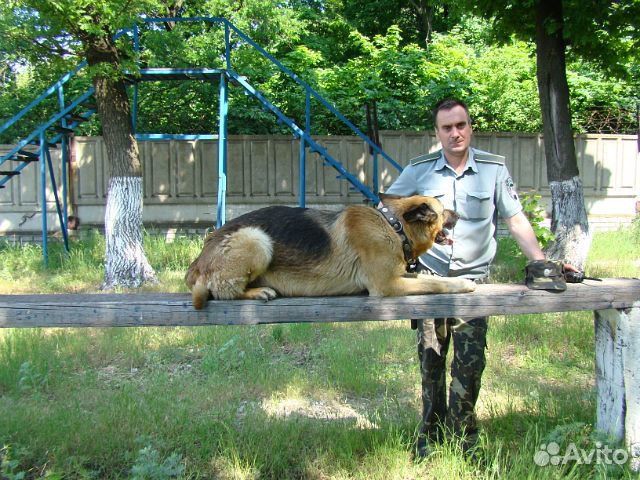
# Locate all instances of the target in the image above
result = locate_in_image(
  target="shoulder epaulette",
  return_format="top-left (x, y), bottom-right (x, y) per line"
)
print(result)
top-left (410, 150), bottom-right (441, 166)
top-left (474, 150), bottom-right (505, 164)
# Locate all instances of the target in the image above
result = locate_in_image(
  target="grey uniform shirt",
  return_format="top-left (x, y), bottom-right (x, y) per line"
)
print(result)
top-left (385, 147), bottom-right (522, 278)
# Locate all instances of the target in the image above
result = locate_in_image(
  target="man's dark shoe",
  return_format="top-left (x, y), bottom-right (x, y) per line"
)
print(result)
top-left (415, 436), bottom-right (434, 461)
top-left (457, 432), bottom-right (487, 465)
top-left (414, 426), bottom-right (444, 461)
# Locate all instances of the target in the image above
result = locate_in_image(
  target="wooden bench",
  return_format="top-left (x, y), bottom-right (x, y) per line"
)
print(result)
top-left (1, 278), bottom-right (639, 470)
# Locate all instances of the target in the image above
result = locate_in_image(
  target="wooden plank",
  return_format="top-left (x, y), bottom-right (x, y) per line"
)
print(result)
top-left (0, 278), bottom-right (638, 329)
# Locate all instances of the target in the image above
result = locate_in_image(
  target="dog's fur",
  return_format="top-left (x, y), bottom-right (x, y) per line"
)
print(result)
top-left (185, 194), bottom-right (476, 309)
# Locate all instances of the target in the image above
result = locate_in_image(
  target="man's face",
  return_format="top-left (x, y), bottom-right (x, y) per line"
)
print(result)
top-left (434, 105), bottom-right (472, 158)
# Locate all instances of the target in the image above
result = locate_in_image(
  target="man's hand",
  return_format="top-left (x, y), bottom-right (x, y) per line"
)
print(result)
top-left (563, 263), bottom-right (579, 273)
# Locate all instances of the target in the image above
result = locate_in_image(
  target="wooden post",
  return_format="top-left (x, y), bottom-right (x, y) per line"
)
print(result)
top-left (595, 302), bottom-right (640, 472)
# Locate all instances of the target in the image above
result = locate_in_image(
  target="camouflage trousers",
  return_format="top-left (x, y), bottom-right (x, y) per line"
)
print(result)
top-left (416, 277), bottom-right (488, 444)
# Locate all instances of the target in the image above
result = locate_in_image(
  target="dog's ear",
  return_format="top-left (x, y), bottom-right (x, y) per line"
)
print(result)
top-left (403, 203), bottom-right (437, 223)
top-left (378, 192), bottom-right (404, 202)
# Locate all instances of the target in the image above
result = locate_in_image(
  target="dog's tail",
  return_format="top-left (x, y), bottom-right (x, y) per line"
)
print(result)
top-left (192, 283), bottom-right (210, 310)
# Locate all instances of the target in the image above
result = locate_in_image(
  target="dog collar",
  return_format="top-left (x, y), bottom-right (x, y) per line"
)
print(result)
top-left (376, 203), bottom-right (417, 272)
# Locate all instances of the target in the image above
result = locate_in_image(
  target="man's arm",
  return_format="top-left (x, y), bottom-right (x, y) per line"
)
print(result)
top-left (504, 211), bottom-right (579, 272)
top-left (503, 211), bottom-right (545, 261)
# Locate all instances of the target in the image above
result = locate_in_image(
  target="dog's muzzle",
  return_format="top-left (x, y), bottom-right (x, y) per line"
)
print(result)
top-left (435, 209), bottom-right (458, 245)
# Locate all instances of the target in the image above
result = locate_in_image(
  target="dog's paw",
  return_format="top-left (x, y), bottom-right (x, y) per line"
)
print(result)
top-left (243, 287), bottom-right (278, 301)
top-left (455, 279), bottom-right (476, 292)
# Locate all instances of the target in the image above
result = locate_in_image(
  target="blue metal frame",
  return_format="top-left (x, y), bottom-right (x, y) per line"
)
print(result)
top-left (2, 16), bottom-right (403, 256)
top-left (216, 73), bottom-right (228, 228)
top-left (39, 132), bottom-right (48, 263)
top-left (139, 16), bottom-right (402, 207)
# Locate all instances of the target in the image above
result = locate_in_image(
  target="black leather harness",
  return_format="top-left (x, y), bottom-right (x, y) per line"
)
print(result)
top-left (376, 203), bottom-right (418, 273)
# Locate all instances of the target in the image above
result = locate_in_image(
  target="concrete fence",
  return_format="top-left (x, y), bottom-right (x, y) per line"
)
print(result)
top-left (1, 132), bottom-right (638, 237)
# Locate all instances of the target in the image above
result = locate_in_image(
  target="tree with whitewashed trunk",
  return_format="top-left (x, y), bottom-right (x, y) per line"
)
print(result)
top-left (466, 0), bottom-right (639, 269)
top-left (533, 0), bottom-right (590, 269)
top-left (88, 63), bottom-right (157, 288)
top-left (1, 0), bottom-right (163, 287)
top-left (69, 4), bottom-right (159, 288)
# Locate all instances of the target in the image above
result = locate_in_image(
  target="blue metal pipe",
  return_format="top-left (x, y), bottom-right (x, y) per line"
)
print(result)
top-left (298, 137), bottom-right (306, 208)
top-left (0, 62), bottom-right (87, 135)
top-left (227, 71), bottom-right (379, 204)
top-left (40, 132), bottom-right (48, 265)
top-left (299, 90), bottom-right (311, 208)
top-left (225, 23), bottom-right (231, 71)
top-left (136, 133), bottom-right (219, 140)
top-left (45, 146), bottom-right (69, 252)
top-left (216, 73), bottom-right (228, 228)
top-left (138, 17), bottom-right (401, 172)
top-left (0, 88), bottom-right (95, 168)
top-left (61, 135), bottom-right (69, 243)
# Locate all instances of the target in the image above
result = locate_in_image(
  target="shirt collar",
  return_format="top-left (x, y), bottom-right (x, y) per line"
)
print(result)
top-left (435, 148), bottom-right (479, 174)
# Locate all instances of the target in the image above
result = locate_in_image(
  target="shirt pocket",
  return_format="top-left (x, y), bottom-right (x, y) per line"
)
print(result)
top-left (461, 191), bottom-right (493, 220)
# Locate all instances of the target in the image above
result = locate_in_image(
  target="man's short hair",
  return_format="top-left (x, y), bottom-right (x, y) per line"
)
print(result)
top-left (432, 99), bottom-right (471, 128)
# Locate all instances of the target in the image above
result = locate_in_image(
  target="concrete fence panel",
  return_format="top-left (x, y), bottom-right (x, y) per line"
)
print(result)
top-left (1, 133), bottom-right (637, 234)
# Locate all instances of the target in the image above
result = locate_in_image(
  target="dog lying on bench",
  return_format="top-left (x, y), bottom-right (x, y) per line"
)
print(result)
top-left (185, 194), bottom-right (475, 309)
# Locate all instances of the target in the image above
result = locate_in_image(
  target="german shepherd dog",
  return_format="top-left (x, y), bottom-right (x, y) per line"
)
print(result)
top-left (185, 194), bottom-right (475, 309)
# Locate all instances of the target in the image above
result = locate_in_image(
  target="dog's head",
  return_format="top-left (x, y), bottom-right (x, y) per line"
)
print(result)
top-left (378, 193), bottom-right (458, 255)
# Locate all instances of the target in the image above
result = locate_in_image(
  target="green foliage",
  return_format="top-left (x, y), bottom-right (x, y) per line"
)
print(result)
top-left (17, 361), bottom-right (49, 394)
top-left (0, 0), bottom-right (637, 140)
top-left (520, 191), bottom-right (555, 249)
top-left (0, 445), bottom-right (29, 480)
top-left (130, 446), bottom-right (185, 480)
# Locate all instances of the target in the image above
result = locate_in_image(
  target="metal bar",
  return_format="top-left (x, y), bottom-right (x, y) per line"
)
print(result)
top-left (135, 134), bottom-right (219, 140)
top-left (305, 90), bottom-right (311, 134)
top-left (139, 16), bottom-right (399, 170)
top-left (299, 137), bottom-right (306, 208)
top-left (135, 68), bottom-right (224, 81)
top-left (57, 86), bottom-right (67, 128)
top-left (60, 135), bottom-right (69, 238)
top-left (223, 22), bottom-right (401, 172)
top-left (45, 147), bottom-right (69, 252)
top-left (57, 84), bottom-right (70, 241)
top-left (61, 135), bottom-right (69, 246)
top-left (225, 22), bottom-right (231, 71)
top-left (217, 73), bottom-right (228, 228)
top-left (0, 88), bottom-right (95, 168)
top-left (0, 62), bottom-right (87, 135)
top-left (133, 23), bottom-right (140, 53)
top-left (227, 71), bottom-right (378, 203)
top-left (39, 133), bottom-right (48, 265)
top-left (143, 16), bottom-right (227, 24)
top-left (0, 160), bottom-right (32, 188)
top-left (373, 152), bottom-right (379, 195)
top-left (299, 90), bottom-right (311, 208)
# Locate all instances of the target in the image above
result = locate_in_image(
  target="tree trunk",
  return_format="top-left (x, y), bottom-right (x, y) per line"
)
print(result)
top-left (84, 37), bottom-right (157, 288)
top-left (409, 0), bottom-right (435, 47)
top-left (535, 0), bottom-right (591, 269)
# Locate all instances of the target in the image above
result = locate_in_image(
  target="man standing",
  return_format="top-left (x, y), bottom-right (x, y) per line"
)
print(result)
top-left (384, 98), bottom-right (573, 458)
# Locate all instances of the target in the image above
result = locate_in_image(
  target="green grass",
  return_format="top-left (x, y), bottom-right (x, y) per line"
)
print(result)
top-left (0, 225), bottom-right (639, 479)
